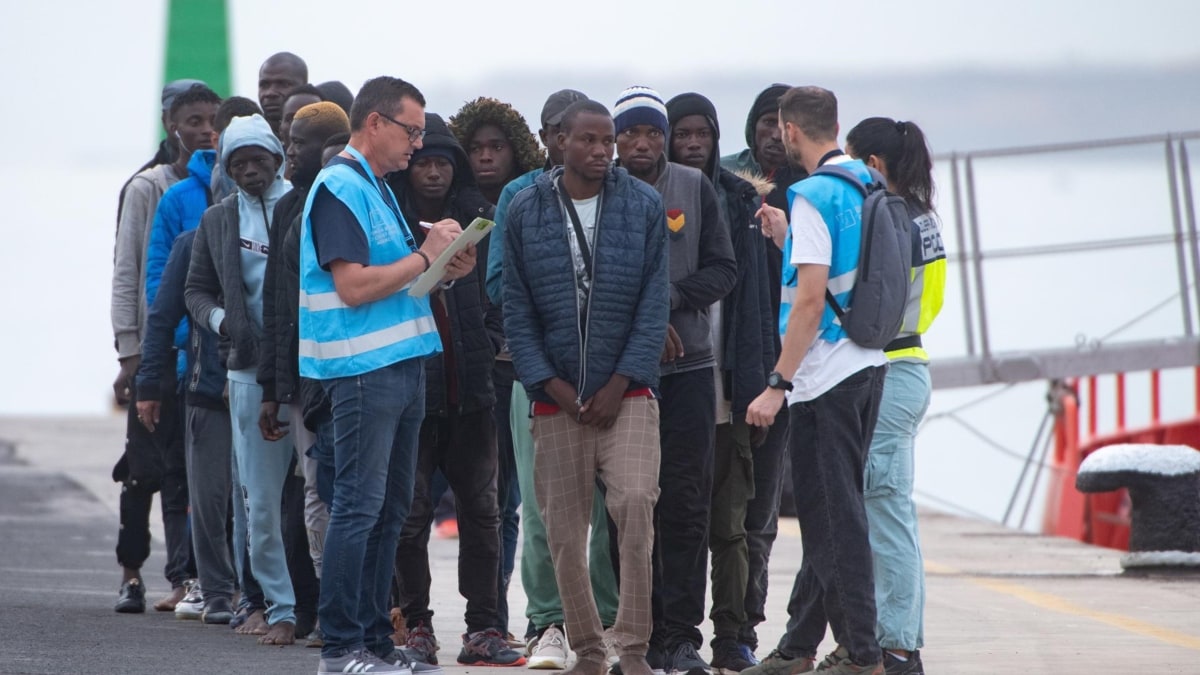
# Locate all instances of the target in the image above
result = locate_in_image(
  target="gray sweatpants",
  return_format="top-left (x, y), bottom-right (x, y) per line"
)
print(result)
top-left (185, 404), bottom-right (236, 602)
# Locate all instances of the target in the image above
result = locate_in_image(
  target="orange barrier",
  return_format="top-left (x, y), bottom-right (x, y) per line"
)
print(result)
top-left (1044, 367), bottom-right (1200, 550)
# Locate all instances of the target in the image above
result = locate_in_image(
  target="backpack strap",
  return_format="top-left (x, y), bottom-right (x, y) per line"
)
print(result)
top-left (812, 163), bottom-right (890, 194)
top-left (812, 163), bottom-right (867, 196)
top-left (810, 163), bottom-right (889, 321)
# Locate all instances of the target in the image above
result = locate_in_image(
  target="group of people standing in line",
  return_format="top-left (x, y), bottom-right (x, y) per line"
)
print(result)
top-left (109, 50), bottom-right (945, 675)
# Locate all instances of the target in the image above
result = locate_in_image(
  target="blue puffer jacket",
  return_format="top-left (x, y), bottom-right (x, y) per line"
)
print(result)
top-left (503, 166), bottom-right (670, 404)
top-left (144, 149), bottom-right (216, 376)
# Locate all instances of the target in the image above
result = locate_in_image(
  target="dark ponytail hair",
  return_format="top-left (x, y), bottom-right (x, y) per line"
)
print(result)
top-left (846, 117), bottom-right (935, 213)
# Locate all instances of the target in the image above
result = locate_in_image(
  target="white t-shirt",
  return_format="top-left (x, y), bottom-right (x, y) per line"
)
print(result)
top-left (785, 165), bottom-right (887, 404)
top-left (564, 195), bottom-right (599, 312)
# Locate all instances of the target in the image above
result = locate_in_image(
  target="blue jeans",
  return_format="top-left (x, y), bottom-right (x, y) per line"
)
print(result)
top-left (864, 361), bottom-right (929, 651)
top-left (779, 365), bottom-right (886, 667)
top-left (319, 359), bottom-right (425, 658)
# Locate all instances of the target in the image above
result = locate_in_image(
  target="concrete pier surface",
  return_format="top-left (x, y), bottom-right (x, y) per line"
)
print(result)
top-left (1, 415), bottom-right (1198, 674)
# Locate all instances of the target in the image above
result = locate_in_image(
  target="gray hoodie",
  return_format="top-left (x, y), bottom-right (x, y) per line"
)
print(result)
top-left (185, 114), bottom-right (289, 378)
top-left (111, 163), bottom-right (182, 358)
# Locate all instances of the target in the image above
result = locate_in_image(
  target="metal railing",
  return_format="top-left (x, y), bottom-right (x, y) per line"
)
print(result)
top-left (928, 131), bottom-right (1200, 389)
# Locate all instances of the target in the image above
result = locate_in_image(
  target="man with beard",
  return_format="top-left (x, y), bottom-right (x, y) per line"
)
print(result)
top-left (744, 86), bottom-right (888, 675)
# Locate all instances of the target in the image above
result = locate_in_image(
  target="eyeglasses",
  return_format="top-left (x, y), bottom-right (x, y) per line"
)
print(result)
top-left (377, 111), bottom-right (426, 142)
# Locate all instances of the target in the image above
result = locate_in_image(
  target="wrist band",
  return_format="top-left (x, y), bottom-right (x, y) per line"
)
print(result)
top-left (414, 250), bottom-right (431, 271)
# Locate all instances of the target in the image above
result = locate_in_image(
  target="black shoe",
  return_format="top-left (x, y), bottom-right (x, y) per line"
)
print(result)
top-left (882, 650), bottom-right (923, 675)
top-left (668, 643), bottom-right (711, 675)
top-left (295, 610), bottom-right (317, 639)
top-left (711, 640), bottom-right (753, 674)
top-left (114, 579), bottom-right (145, 613)
top-left (201, 596), bottom-right (234, 624)
top-left (613, 643), bottom-right (668, 675)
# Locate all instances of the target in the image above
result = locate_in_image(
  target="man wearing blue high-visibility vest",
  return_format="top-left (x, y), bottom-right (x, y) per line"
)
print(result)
top-left (298, 76), bottom-right (477, 675)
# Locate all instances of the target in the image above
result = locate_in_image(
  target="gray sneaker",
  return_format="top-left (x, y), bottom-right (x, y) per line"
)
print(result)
top-left (813, 646), bottom-right (881, 674)
top-left (667, 643), bottom-right (710, 675)
top-left (741, 650), bottom-right (815, 675)
top-left (382, 646), bottom-right (443, 674)
top-left (528, 625), bottom-right (568, 669)
top-left (318, 648), bottom-right (411, 674)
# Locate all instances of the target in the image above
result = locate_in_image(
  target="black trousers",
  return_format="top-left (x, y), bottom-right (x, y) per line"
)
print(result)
top-left (779, 366), bottom-right (886, 666)
top-left (115, 387), bottom-right (195, 586)
top-left (739, 410), bottom-right (789, 649)
top-left (650, 367), bottom-right (716, 650)
top-left (283, 461), bottom-right (320, 621)
top-left (394, 408), bottom-right (501, 633)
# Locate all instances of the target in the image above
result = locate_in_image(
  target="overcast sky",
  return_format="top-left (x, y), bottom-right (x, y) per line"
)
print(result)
top-left (0, 0), bottom-right (1197, 416)
top-left (3, 0), bottom-right (1198, 164)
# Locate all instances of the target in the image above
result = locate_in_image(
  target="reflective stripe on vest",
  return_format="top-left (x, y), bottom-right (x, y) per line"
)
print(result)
top-left (298, 145), bottom-right (441, 379)
top-left (786, 159), bottom-right (872, 343)
top-left (886, 210), bottom-right (947, 363)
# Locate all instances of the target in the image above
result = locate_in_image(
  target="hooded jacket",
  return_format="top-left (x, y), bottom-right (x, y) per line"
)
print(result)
top-left (718, 86), bottom-right (809, 349)
top-left (387, 113), bottom-right (499, 417)
top-left (143, 148), bottom-right (217, 378)
top-left (667, 93), bottom-right (776, 415)
top-left (146, 149), bottom-right (217, 308)
top-left (185, 114), bottom-right (289, 375)
top-left (504, 166), bottom-right (670, 404)
top-left (136, 230), bottom-right (225, 409)
top-left (112, 162), bottom-right (182, 359)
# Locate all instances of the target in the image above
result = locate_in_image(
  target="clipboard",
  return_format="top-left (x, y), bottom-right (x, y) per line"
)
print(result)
top-left (408, 217), bottom-right (495, 297)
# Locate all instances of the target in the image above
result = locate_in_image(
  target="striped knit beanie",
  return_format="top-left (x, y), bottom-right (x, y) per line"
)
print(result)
top-left (614, 86), bottom-right (668, 135)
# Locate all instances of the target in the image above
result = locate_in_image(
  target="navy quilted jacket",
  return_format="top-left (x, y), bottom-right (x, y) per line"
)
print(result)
top-left (503, 166), bottom-right (670, 404)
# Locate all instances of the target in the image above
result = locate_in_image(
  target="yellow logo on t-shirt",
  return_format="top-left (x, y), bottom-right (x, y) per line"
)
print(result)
top-left (667, 209), bottom-right (685, 233)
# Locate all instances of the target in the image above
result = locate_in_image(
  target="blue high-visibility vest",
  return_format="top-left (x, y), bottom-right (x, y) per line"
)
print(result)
top-left (298, 145), bottom-right (440, 379)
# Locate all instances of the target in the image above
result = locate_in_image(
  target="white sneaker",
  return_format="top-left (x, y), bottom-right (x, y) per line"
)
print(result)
top-left (174, 579), bottom-right (203, 620)
top-left (602, 627), bottom-right (619, 667)
top-left (527, 625), bottom-right (568, 670)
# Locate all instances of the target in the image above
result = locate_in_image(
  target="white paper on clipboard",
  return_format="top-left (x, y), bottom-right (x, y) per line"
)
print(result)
top-left (408, 217), bottom-right (495, 297)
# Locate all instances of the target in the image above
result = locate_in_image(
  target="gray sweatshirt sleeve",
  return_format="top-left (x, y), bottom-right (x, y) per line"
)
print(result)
top-left (185, 212), bottom-right (225, 335)
top-left (110, 175), bottom-right (156, 359)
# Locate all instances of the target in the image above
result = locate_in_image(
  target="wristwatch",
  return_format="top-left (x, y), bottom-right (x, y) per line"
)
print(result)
top-left (767, 371), bottom-right (793, 391)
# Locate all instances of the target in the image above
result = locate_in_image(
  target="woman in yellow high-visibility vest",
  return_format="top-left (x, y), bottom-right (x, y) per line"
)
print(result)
top-left (846, 117), bottom-right (946, 675)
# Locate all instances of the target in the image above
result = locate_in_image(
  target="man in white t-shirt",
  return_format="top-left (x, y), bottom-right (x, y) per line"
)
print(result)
top-left (745, 86), bottom-right (888, 675)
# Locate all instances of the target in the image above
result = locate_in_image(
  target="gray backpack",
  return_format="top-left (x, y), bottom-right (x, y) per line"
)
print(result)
top-left (813, 164), bottom-right (913, 349)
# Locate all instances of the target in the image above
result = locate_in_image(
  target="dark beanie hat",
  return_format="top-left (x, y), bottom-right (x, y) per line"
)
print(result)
top-left (409, 113), bottom-right (461, 171)
top-left (745, 83), bottom-right (791, 149)
top-left (665, 92), bottom-right (720, 141)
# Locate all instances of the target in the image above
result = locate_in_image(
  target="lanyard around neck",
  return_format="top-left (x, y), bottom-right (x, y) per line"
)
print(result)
top-left (343, 144), bottom-right (416, 251)
top-left (816, 148), bottom-right (845, 167)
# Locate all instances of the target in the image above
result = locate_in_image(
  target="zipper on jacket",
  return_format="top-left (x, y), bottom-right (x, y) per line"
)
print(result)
top-left (555, 177), bottom-right (589, 406)
top-left (578, 184), bottom-right (604, 406)
top-left (189, 328), bottom-right (202, 393)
